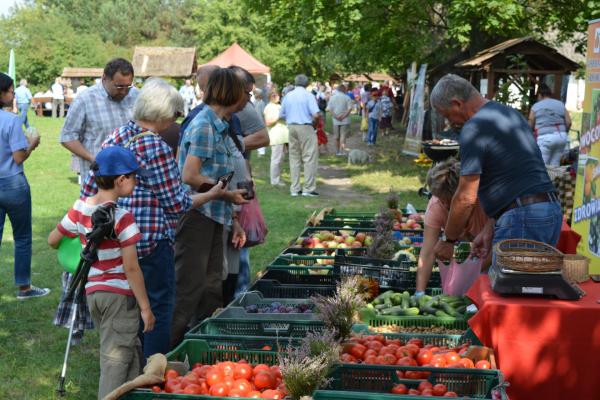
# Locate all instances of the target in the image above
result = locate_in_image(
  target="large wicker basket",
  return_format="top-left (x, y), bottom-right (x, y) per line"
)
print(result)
top-left (495, 239), bottom-right (564, 273)
top-left (562, 254), bottom-right (590, 283)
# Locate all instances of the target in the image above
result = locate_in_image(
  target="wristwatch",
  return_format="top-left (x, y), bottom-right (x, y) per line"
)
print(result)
top-left (441, 233), bottom-right (457, 244)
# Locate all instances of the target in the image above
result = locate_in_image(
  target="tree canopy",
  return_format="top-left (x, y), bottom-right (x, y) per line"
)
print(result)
top-left (0, 0), bottom-right (598, 90)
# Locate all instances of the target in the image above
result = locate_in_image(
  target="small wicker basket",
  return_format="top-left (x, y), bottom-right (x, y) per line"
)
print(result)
top-left (495, 239), bottom-right (564, 273)
top-left (562, 254), bottom-right (590, 283)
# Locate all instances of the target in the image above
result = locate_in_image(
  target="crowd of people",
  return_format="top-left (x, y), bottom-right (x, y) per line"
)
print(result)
top-left (0, 57), bottom-right (575, 397)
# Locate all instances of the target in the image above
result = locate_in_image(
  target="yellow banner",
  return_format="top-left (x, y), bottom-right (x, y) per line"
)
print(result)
top-left (573, 19), bottom-right (600, 273)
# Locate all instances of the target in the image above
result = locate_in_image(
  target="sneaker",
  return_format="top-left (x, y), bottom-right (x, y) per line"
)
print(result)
top-left (302, 191), bottom-right (319, 197)
top-left (336, 151), bottom-right (345, 156)
top-left (291, 191), bottom-right (302, 197)
top-left (17, 286), bottom-right (50, 300)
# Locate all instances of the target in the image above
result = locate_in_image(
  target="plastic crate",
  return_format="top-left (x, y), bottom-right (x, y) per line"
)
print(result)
top-left (216, 291), bottom-right (319, 321)
top-left (314, 364), bottom-right (506, 400)
top-left (315, 218), bottom-right (375, 228)
top-left (333, 253), bottom-right (442, 290)
top-left (185, 317), bottom-right (324, 339)
top-left (260, 269), bottom-right (338, 285)
top-left (295, 227), bottom-right (376, 244)
top-left (360, 312), bottom-right (470, 331)
top-left (248, 279), bottom-right (336, 298)
top-left (322, 208), bottom-right (425, 220)
top-left (351, 323), bottom-right (473, 347)
top-left (120, 339), bottom-right (280, 399)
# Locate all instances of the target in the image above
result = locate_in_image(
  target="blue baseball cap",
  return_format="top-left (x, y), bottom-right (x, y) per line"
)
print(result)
top-left (94, 146), bottom-right (151, 177)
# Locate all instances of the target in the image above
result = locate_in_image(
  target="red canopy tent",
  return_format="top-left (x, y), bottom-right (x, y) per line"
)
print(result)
top-left (201, 43), bottom-right (270, 74)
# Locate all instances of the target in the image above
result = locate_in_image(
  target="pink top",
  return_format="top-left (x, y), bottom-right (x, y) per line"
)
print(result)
top-left (424, 196), bottom-right (489, 240)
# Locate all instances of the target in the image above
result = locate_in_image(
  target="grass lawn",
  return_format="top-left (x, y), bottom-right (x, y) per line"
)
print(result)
top-left (0, 112), bottom-right (427, 398)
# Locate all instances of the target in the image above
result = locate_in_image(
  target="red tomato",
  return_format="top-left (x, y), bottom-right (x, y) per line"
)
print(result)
top-left (416, 349), bottom-right (433, 366)
top-left (234, 363), bottom-right (253, 380)
top-left (364, 355), bottom-right (378, 364)
top-left (395, 370), bottom-right (405, 379)
top-left (476, 360), bottom-right (491, 369)
top-left (396, 356), bottom-right (417, 367)
top-left (233, 378), bottom-right (252, 395)
top-left (418, 381), bottom-right (433, 392)
top-left (165, 369), bottom-right (179, 380)
top-left (366, 340), bottom-right (383, 352)
top-left (262, 345), bottom-right (273, 351)
top-left (192, 362), bottom-right (203, 369)
top-left (223, 376), bottom-right (236, 390)
top-left (253, 364), bottom-right (271, 375)
top-left (432, 383), bottom-right (448, 396)
top-left (387, 339), bottom-right (402, 347)
top-left (407, 338), bottom-right (423, 348)
top-left (363, 349), bottom-right (378, 359)
top-left (164, 379), bottom-right (179, 393)
top-left (421, 388), bottom-right (433, 396)
top-left (209, 382), bottom-right (229, 396)
top-left (404, 370), bottom-right (421, 380)
top-left (341, 353), bottom-right (357, 363)
top-left (444, 351), bottom-right (460, 364)
top-left (408, 388), bottom-right (420, 395)
top-left (183, 384), bottom-right (202, 395)
top-left (444, 391), bottom-right (459, 397)
top-left (183, 372), bottom-right (200, 385)
top-left (373, 334), bottom-right (385, 343)
top-left (261, 389), bottom-right (284, 399)
top-left (350, 343), bottom-right (367, 359)
top-left (395, 346), bottom-right (413, 359)
top-left (379, 346), bottom-right (396, 356)
top-left (247, 390), bottom-right (262, 398)
top-left (391, 383), bottom-right (408, 394)
top-left (219, 361), bottom-right (237, 377)
top-left (254, 371), bottom-right (276, 390)
top-left (431, 355), bottom-right (447, 367)
top-left (459, 357), bottom-right (475, 369)
top-left (382, 353), bottom-right (397, 365)
top-left (270, 365), bottom-right (282, 380)
top-left (194, 364), bottom-right (211, 378)
top-left (151, 386), bottom-right (161, 393)
top-left (206, 368), bottom-right (224, 386)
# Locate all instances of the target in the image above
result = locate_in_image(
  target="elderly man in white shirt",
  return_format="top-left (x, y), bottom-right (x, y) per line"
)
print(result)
top-left (327, 83), bottom-right (353, 155)
top-left (51, 77), bottom-right (65, 118)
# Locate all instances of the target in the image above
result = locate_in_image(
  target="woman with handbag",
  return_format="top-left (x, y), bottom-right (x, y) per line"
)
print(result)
top-left (264, 91), bottom-right (288, 186)
top-left (415, 158), bottom-right (491, 295)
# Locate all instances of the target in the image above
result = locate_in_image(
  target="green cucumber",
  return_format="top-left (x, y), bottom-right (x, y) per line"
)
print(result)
top-left (440, 302), bottom-right (458, 317)
top-left (391, 293), bottom-right (403, 306)
top-left (435, 310), bottom-right (452, 318)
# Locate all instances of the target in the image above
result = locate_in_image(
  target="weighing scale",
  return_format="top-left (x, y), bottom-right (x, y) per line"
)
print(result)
top-left (488, 262), bottom-right (585, 300)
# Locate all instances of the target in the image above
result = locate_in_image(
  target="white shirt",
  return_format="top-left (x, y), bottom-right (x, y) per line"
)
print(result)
top-left (179, 85), bottom-right (196, 103)
top-left (327, 91), bottom-right (353, 126)
top-left (51, 83), bottom-right (64, 100)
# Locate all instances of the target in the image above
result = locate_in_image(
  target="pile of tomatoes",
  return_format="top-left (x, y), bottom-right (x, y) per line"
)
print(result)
top-left (151, 360), bottom-right (286, 398)
top-left (390, 382), bottom-right (457, 397)
top-left (341, 334), bottom-right (492, 372)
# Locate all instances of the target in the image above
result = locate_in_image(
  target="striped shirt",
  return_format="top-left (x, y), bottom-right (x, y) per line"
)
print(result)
top-left (57, 200), bottom-right (141, 296)
top-left (81, 121), bottom-right (193, 257)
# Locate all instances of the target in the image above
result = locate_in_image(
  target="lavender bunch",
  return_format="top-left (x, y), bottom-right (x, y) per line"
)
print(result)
top-left (300, 330), bottom-right (341, 366)
top-left (279, 343), bottom-right (333, 400)
top-left (311, 276), bottom-right (367, 341)
top-left (368, 207), bottom-right (396, 259)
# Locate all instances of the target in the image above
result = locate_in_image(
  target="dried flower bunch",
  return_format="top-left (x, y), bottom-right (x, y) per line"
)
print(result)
top-left (368, 207), bottom-right (396, 260)
top-left (311, 276), bottom-right (368, 341)
top-left (278, 330), bottom-right (339, 400)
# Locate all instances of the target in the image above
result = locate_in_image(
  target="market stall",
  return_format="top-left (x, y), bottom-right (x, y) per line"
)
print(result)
top-left (467, 275), bottom-right (600, 400)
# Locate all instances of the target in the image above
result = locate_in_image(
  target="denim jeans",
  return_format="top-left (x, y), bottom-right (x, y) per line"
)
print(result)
top-left (0, 173), bottom-right (32, 286)
top-left (492, 200), bottom-right (562, 256)
top-left (537, 132), bottom-right (568, 167)
top-left (18, 103), bottom-right (30, 129)
top-left (138, 239), bottom-right (174, 359)
top-left (367, 118), bottom-right (379, 144)
top-left (234, 247), bottom-right (251, 298)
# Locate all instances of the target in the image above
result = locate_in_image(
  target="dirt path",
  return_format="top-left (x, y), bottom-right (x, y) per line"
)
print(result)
top-left (316, 122), bottom-right (372, 203)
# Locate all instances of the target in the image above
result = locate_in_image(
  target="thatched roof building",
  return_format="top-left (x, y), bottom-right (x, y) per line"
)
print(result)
top-left (132, 47), bottom-right (197, 77)
top-left (61, 67), bottom-right (104, 78)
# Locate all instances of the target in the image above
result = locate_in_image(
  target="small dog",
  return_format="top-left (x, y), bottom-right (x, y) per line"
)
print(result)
top-left (347, 149), bottom-right (371, 165)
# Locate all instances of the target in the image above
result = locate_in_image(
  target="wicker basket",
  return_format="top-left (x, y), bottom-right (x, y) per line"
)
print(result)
top-left (562, 254), bottom-right (590, 283)
top-left (495, 239), bottom-right (564, 273)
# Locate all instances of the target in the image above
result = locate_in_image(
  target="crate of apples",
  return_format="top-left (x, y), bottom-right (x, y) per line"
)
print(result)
top-left (151, 361), bottom-right (286, 398)
top-left (390, 381), bottom-right (457, 397)
top-left (293, 230), bottom-right (373, 250)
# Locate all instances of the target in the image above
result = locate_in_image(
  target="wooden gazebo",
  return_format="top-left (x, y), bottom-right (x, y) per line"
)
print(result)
top-left (454, 37), bottom-right (580, 103)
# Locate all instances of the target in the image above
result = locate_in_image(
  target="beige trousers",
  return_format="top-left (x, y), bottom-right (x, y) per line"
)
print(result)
top-left (287, 124), bottom-right (318, 194)
top-left (87, 292), bottom-right (141, 400)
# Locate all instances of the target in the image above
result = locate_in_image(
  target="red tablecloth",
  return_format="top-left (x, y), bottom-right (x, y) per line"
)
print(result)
top-left (467, 276), bottom-right (600, 400)
top-left (556, 217), bottom-right (581, 254)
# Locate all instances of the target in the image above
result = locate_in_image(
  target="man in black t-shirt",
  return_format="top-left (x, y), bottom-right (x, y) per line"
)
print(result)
top-left (429, 74), bottom-right (562, 262)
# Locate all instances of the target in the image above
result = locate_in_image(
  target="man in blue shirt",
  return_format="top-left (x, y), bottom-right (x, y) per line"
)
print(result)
top-left (429, 74), bottom-right (561, 263)
top-left (280, 74), bottom-right (321, 197)
top-left (14, 79), bottom-right (32, 129)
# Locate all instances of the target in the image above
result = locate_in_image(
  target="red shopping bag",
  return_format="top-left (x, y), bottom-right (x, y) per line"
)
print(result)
top-left (238, 194), bottom-right (268, 248)
top-left (437, 257), bottom-right (483, 296)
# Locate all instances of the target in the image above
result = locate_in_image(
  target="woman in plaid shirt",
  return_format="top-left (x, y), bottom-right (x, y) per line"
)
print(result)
top-left (171, 68), bottom-right (249, 347)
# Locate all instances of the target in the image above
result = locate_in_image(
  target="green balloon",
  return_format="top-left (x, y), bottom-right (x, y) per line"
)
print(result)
top-left (57, 236), bottom-right (82, 274)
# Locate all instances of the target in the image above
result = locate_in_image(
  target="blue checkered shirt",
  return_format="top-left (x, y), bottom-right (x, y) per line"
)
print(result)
top-left (81, 121), bottom-right (192, 257)
top-left (179, 106), bottom-right (236, 226)
top-left (60, 83), bottom-right (138, 177)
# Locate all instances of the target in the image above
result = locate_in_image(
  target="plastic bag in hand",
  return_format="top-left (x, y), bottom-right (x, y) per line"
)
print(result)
top-left (238, 194), bottom-right (268, 248)
top-left (437, 257), bottom-right (483, 296)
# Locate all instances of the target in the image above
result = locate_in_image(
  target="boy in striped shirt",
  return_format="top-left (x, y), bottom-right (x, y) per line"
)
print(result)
top-left (48, 146), bottom-right (155, 399)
